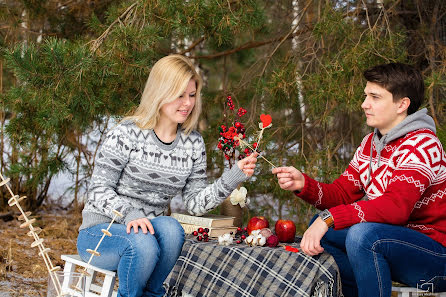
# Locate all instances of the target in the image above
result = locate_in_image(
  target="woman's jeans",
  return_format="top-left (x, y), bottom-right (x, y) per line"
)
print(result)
top-left (310, 215), bottom-right (446, 297)
top-left (77, 216), bottom-right (185, 297)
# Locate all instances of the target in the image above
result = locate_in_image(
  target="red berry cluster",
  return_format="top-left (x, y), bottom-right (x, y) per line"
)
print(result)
top-left (218, 96), bottom-right (248, 161)
top-left (237, 107), bottom-right (247, 117)
top-left (234, 226), bottom-right (249, 244)
top-left (193, 227), bottom-right (210, 242)
top-left (226, 96), bottom-right (235, 110)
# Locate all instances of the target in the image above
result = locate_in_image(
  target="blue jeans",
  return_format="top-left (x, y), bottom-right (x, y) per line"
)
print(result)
top-left (77, 216), bottom-right (185, 297)
top-left (310, 215), bottom-right (446, 297)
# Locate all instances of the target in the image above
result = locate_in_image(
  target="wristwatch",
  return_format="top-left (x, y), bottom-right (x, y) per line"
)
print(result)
top-left (318, 209), bottom-right (334, 228)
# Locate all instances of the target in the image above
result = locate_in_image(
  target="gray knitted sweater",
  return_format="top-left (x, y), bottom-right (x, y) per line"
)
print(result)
top-left (79, 121), bottom-right (247, 230)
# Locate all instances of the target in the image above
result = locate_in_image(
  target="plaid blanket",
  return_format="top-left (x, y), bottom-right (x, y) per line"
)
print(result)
top-left (164, 238), bottom-right (342, 297)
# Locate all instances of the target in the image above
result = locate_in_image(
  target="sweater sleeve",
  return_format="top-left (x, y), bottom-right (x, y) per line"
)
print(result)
top-left (182, 135), bottom-right (247, 216)
top-left (329, 143), bottom-right (435, 230)
top-left (296, 144), bottom-right (366, 210)
top-left (86, 125), bottom-right (145, 225)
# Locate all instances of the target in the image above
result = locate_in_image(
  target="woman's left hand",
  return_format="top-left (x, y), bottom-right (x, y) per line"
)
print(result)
top-left (126, 218), bottom-right (155, 235)
top-left (237, 152), bottom-right (258, 177)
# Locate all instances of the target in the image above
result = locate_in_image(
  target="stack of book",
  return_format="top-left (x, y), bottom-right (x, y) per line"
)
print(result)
top-left (171, 213), bottom-right (237, 238)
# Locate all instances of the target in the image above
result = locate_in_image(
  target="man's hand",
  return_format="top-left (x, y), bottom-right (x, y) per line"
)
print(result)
top-left (126, 218), bottom-right (154, 235)
top-left (272, 166), bottom-right (305, 192)
top-left (237, 152), bottom-right (258, 177)
top-left (300, 217), bottom-right (328, 256)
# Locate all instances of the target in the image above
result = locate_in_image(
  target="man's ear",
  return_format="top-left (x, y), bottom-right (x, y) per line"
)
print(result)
top-left (397, 97), bottom-right (410, 114)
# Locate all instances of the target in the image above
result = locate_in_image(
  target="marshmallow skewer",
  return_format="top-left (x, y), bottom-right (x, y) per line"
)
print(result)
top-left (0, 173), bottom-right (62, 296)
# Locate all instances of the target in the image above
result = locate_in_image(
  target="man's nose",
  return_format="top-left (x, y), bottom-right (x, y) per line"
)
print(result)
top-left (361, 96), bottom-right (370, 109)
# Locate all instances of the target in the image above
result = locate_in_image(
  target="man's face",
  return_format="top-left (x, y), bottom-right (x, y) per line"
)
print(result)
top-left (362, 82), bottom-right (406, 135)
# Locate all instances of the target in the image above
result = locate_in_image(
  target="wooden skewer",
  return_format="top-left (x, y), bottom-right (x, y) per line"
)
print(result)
top-left (112, 209), bottom-right (123, 217)
top-left (18, 211), bottom-right (32, 220)
top-left (31, 238), bottom-right (44, 248)
top-left (237, 138), bottom-right (277, 168)
top-left (101, 229), bottom-right (112, 236)
top-left (0, 172), bottom-right (63, 296)
top-left (70, 284), bottom-right (83, 292)
top-left (27, 227), bottom-right (42, 236)
top-left (39, 248), bottom-right (51, 256)
top-left (74, 209), bottom-right (122, 290)
top-left (20, 218), bottom-right (36, 228)
top-left (86, 249), bottom-right (101, 256)
top-left (0, 178), bottom-right (10, 186)
top-left (8, 195), bottom-right (20, 206)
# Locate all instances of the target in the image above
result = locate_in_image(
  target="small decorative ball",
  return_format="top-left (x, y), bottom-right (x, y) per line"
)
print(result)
top-left (266, 235), bottom-right (279, 247)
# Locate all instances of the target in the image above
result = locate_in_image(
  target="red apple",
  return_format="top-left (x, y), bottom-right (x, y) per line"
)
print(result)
top-left (275, 219), bottom-right (296, 243)
top-left (247, 216), bottom-right (269, 235)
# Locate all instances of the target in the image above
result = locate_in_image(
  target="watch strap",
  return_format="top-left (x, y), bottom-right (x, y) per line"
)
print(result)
top-left (319, 209), bottom-right (334, 228)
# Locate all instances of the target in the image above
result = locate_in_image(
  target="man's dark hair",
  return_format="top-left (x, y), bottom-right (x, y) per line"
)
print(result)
top-left (363, 63), bottom-right (424, 115)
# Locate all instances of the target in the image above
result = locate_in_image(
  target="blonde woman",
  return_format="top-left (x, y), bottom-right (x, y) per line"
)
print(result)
top-left (77, 55), bottom-right (257, 297)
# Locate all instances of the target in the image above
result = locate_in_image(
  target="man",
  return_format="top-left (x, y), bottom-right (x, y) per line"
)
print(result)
top-left (273, 63), bottom-right (446, 297)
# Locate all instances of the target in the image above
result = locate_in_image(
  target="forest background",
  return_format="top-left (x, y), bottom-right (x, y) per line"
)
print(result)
top-left (0, 0), bottom-right (445, 232)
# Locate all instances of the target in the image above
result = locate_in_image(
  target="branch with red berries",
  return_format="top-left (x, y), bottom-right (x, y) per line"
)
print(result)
top-left (217, 96), bottom-right (248, 166)
top-left (217, 96), bottom-right (276, 168)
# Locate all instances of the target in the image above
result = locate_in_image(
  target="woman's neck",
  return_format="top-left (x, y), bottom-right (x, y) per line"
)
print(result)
top-left (154, 123), bottom-right (178, 143)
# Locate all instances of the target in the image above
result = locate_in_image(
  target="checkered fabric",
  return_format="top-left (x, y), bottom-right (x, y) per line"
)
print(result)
top-left (164, 238), bottom-right (342, 297)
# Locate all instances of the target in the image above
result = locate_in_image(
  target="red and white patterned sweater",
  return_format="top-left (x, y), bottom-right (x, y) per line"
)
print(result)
top-left (297, 128), bottom-right (446, 247)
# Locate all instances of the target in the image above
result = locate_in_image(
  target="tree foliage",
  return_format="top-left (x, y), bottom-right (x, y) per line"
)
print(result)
top-left (0, 0), bottom-right (445, 229)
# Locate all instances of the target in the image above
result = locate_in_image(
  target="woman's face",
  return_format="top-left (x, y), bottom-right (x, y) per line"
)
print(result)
top-left (159, 79), bottom-right (196, 126)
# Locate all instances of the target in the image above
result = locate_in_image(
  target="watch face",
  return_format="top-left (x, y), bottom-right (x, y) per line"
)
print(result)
top-left (321, 210), bottom-right (330, 219)
top-left (319, 210), bottom-right (333, 227)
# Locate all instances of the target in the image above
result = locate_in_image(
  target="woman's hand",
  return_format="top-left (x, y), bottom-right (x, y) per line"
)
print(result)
top-left (126, 218), bottom-right (155, 235)
top-left (299, 217), bottom-right (328, 256)
top-left (272, 166), bottom-right (305, 192)
top-left (237, 152), bottom-right (258, 177)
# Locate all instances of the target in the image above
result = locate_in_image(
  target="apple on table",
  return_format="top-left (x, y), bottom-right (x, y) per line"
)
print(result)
top-left (275, 219), bottom-right (296, 243)
top-left (247, 216), bottom-right (269, 235)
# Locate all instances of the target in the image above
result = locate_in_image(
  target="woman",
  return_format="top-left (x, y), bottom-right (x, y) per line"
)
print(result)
top-left (77, 55), bottom-right (257, 297)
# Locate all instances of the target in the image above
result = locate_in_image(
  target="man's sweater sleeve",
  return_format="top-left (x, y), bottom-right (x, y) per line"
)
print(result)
top-left (297, 144), bottom-right (366, 210)
top-left (87, 125), bottom-right (145, 225)
top-left (182, 135), bottom-right (247, 216)
top-left (329, 144), bottom-right (434, 230)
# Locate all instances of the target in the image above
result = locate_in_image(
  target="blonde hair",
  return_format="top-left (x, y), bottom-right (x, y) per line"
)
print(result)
top-left (125, 54), bottom-right (203, 134)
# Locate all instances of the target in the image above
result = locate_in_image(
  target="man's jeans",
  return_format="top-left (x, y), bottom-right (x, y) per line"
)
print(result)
top-left (77, 216), bottom-right (185, 297)
top-left (310, 215), bottom-right (446, 297)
